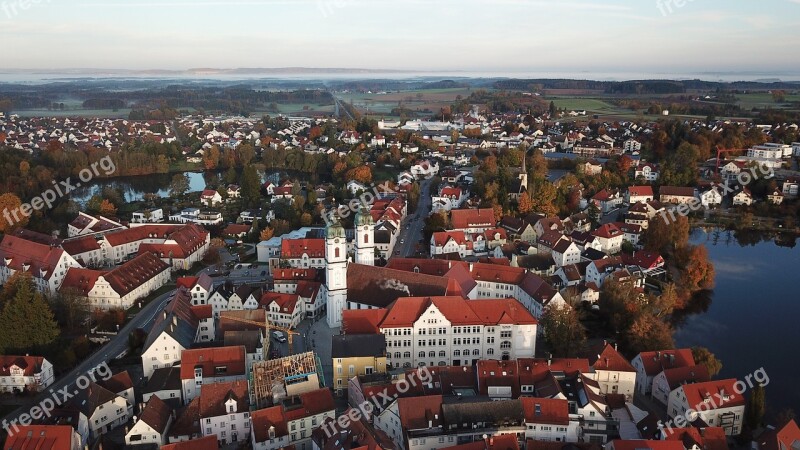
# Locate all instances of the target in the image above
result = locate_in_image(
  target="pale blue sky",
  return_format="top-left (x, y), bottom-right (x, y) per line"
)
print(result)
top-left (2, 0), bottom-right (800, 74)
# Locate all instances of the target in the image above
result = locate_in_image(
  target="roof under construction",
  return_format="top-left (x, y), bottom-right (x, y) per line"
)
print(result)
top-left (251, 351), bottom-right (322, 409)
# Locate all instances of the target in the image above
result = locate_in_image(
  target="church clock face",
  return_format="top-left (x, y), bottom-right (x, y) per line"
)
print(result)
top-left (335, 239), bottom-right (340, 244)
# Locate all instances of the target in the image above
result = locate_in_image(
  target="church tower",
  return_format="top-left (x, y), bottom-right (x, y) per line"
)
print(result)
top-left (325, 217), bottom-right (348, 328)
top-left (354, 203), bottom-right (375, 266)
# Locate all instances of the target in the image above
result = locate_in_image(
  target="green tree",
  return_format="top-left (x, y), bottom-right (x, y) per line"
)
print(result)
top-left (169, 173), bottom-right (190, 198)
top-left (746, 384), bottom-right (766, 429)
top-left (540, 305), bottom-right (586, 357)
top-left (0, 275), bottom-right (60, 352)
top-left (240, 166), bottom-right (261, 207)
top-left (692, 346), bottom-right (723, 377)
top-left (51, 289), bottom-right (90, 332)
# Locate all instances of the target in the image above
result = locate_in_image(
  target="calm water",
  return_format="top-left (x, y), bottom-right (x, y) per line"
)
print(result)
top-left (674, 229), bottom-right (800, 418)
top-left (69, 169), bottom-right (293, 204)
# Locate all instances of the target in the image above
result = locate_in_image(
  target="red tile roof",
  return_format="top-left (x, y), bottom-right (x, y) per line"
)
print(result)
top-left (680, 379), bottom-right (745, 409)
top-left (61, 235), bottom-right (101, 255)
top-left (628, 186), bottom-right (654, 197)
top-left (179, 346), bottom-right (246, 381)
top-left (432, 231), bottom-right (468, 247)
top-left (590, 343), bottom-right (636, 372)
top-left (3, 425), bottom-right (76, 450)
top-left (196, 380), bottom-right (250, 418)
top-left (397, 395), bottom-right (443, 430)
top-left (281, 238), bottom-right (325, 259)
top-left (635, 349), bottom-right (695, 375)
top-left (378, 296), bottom-right (536, 328)
top-left (342, 309), bottom-right (387, 334)
top-left (757, 419), bottom-right (800, 450)
top-left (610, 440), bottom-right (684, 450)
top-left (592, 223), bottom-right (623, 239)
top-left (162, 435), bottom-right (219, 450)
top-left (0, 356), bottom-right (48, 377)
top-left (261, 292), bottom-right (300, 314)
top-left (665, 427), bottom-right (729, 450)
top-left (0, 235), bottom-right (69, 281)
top-left (520, 397), bottom-right (570, 425)
top-left (273, 268), bottom-right (318, 281)
top-left (444, 434), bottom-right (519, 450)
top-left (450, 208), bottom-right (496, 230)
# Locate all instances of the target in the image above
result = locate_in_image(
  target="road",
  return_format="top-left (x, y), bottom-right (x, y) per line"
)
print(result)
top-left (394, 178), bottom-right (433, 258)
top-left (0, 271), bottom-right (265, 427)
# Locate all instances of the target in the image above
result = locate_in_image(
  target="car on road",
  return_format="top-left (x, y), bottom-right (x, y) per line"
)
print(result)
top-left (272, 331), bottom-right (287, 343)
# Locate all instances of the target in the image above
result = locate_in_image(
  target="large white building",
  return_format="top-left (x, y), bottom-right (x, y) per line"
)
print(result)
top-left (0, 235), bottom-right (81, 295)
top-left (343, 296), bottom-right (538, 369)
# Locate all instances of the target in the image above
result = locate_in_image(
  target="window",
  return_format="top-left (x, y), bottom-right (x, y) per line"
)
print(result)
top-left (487, 348), bottom-right (494, 355)
top-left (438, 351), bottom-right (446, 357)
top-left (419, 351), bottom-right (425, 358)
top-left (501, 341), bottom-right (511, 349)
top-left (453, 350), bottom-right (461, 356)
top-left (473, 349), bottom-right (480, 355)
top-left (500, 330), bottom-right (512, 338)
top-left (428, 351), bottom-right (435, 358)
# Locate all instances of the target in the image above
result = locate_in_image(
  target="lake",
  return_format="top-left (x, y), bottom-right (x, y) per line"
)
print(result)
top-left (674, 229), bottom-right (800, 419)
top-left (69, 169), bottom-right (296, 204)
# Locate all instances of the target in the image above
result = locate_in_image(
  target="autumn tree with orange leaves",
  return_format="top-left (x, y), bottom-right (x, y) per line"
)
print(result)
top-left (345, 165), bottom-right (372, 184)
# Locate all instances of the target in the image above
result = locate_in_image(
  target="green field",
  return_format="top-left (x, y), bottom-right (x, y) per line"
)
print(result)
top-left (13, 108), bottom-right (132, 118)
top-left (736, 92), bottom-right (800, 110)
top-left (337, 88), bottom-right (479, 117)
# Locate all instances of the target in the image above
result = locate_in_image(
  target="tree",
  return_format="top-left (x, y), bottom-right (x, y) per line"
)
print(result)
top-left (539, 305), bottom-right (586, 357)
top-left (0, 275), bottom-right (60, 353)
top-left (203, 145), bottom-right (221, 169)
top-left (683, 245), bottom-right (716, 290)
top-left (51, 289), bottom-right (90, 332)
top-left (626, 315), bottom-right (675, 354)
top-left (529, 180), bottom-right (559, 217)
top-left (19, 161), bottom-right (30, 177)
top-left (692, 346), bottom-right (723, 377)
top-left (259, 227), bottom-right (275, 241)
top-left (549, 101), bottom-right (557, 117)
top-left (517, 192), bottom-right (534, 215)
top-left (0, 193), bottom-right (28, 233)
top-left (300, 212), bottom-right (312, 226)
top-left (345, 166), bottom-right (373, 184)
top-left (746, 384), bottom-right (766, 429)
top-left (240, 166), bottom-right (261, 207)
top-left (98, 199), bottom-right (117, 216)
top-left (772, 90), bottom-right (786, 103)
top-left (169, 174), bottom-right (190, 198)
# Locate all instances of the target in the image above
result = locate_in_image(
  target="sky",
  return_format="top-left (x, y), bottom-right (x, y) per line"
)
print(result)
top-left (2, 0), bottom-right (800, 76)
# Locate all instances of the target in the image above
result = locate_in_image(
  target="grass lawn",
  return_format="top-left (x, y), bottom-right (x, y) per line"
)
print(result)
top-left (550, 98), bottom-right (619, 112)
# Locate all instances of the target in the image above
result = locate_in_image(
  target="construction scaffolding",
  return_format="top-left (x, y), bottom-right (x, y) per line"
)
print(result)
top-left (250, 351), bottom-right (321, 409)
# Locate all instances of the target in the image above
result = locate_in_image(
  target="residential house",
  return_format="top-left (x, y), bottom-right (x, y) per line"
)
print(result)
top-left (659, 187), bottom-right (696, 205)
top-left (588, 343), bottom-right (637, 401)
top-left (627, 186), bottom-right (654, 205)
top-left (180, 346), bottom-right (247, 404)
top-left (635, 163), bottom-right (659, 182)
top-left (331, 334), bottom-right (387, 395)
top-left (651, 365), bottom-right (710, 406)
top-left (699, 188), bottom-right (723, 208)
top-left (630, 349), bottom-right (695, 396)
top-left (591, 224), bottom-right (624, 254)
top-left (767, 189), bottom-right (784, 205)
top-left (667, 379), bottom-right (745, 435)
top-left (754, 419), bottom-right (800, 450)
top-left (125, 395), bottom-right (174, 447)
top-left (430, 231), bottom-right (473, 258)
top-left (0, 355), bottom-right (54, 394)
top-left (250, 388), bottom-right (336, 450)
top-left (261, 292), bottom-right (304, 329)
top-left (201, 190), bottom-right (223, 207)
top-left (733, 189), bottom-right (753, 206)
top-left (69, 381), bottom-right (131, 439)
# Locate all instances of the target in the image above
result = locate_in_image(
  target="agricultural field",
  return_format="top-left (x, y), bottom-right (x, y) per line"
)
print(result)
top-left (735, 92), bottom-right (800, 110)
top-left (337, 87), bottom-right (479, 118)
top-left (13, 108), bottom-right (132, 118)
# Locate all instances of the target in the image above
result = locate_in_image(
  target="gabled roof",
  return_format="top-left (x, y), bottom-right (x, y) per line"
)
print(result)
top-left (679, 379), bottom-right (746, 409)
top-left (179, 346), bottom-right (246, 381)
top-left (138, 395), bottom-right (172, 434)
top-left (0, 356), bottom-right (47, 377)
top-left (0, 235), bottom-right (69, 281)
top-left (450, 208), bottom-right (496, 229)
top-left (635, 348), bottom-right (695, 375)
top-left (2, 425), bottom-right (77, 450)
top-left (757, 419), bottom-right (800, 450)
top-left (162, 435), bottom-right (218, 450)
top-left (589, 343), bottom-right (635, 373)
top-left (520, 397), bottom-right (570, 425)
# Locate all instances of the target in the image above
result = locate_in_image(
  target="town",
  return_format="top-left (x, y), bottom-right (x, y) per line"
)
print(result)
top-left (0, 77), bottom-right (799, 450)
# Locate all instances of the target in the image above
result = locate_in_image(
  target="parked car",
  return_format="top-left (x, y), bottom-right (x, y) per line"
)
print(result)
top-left (272, 331), bottom-right (287, 343)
